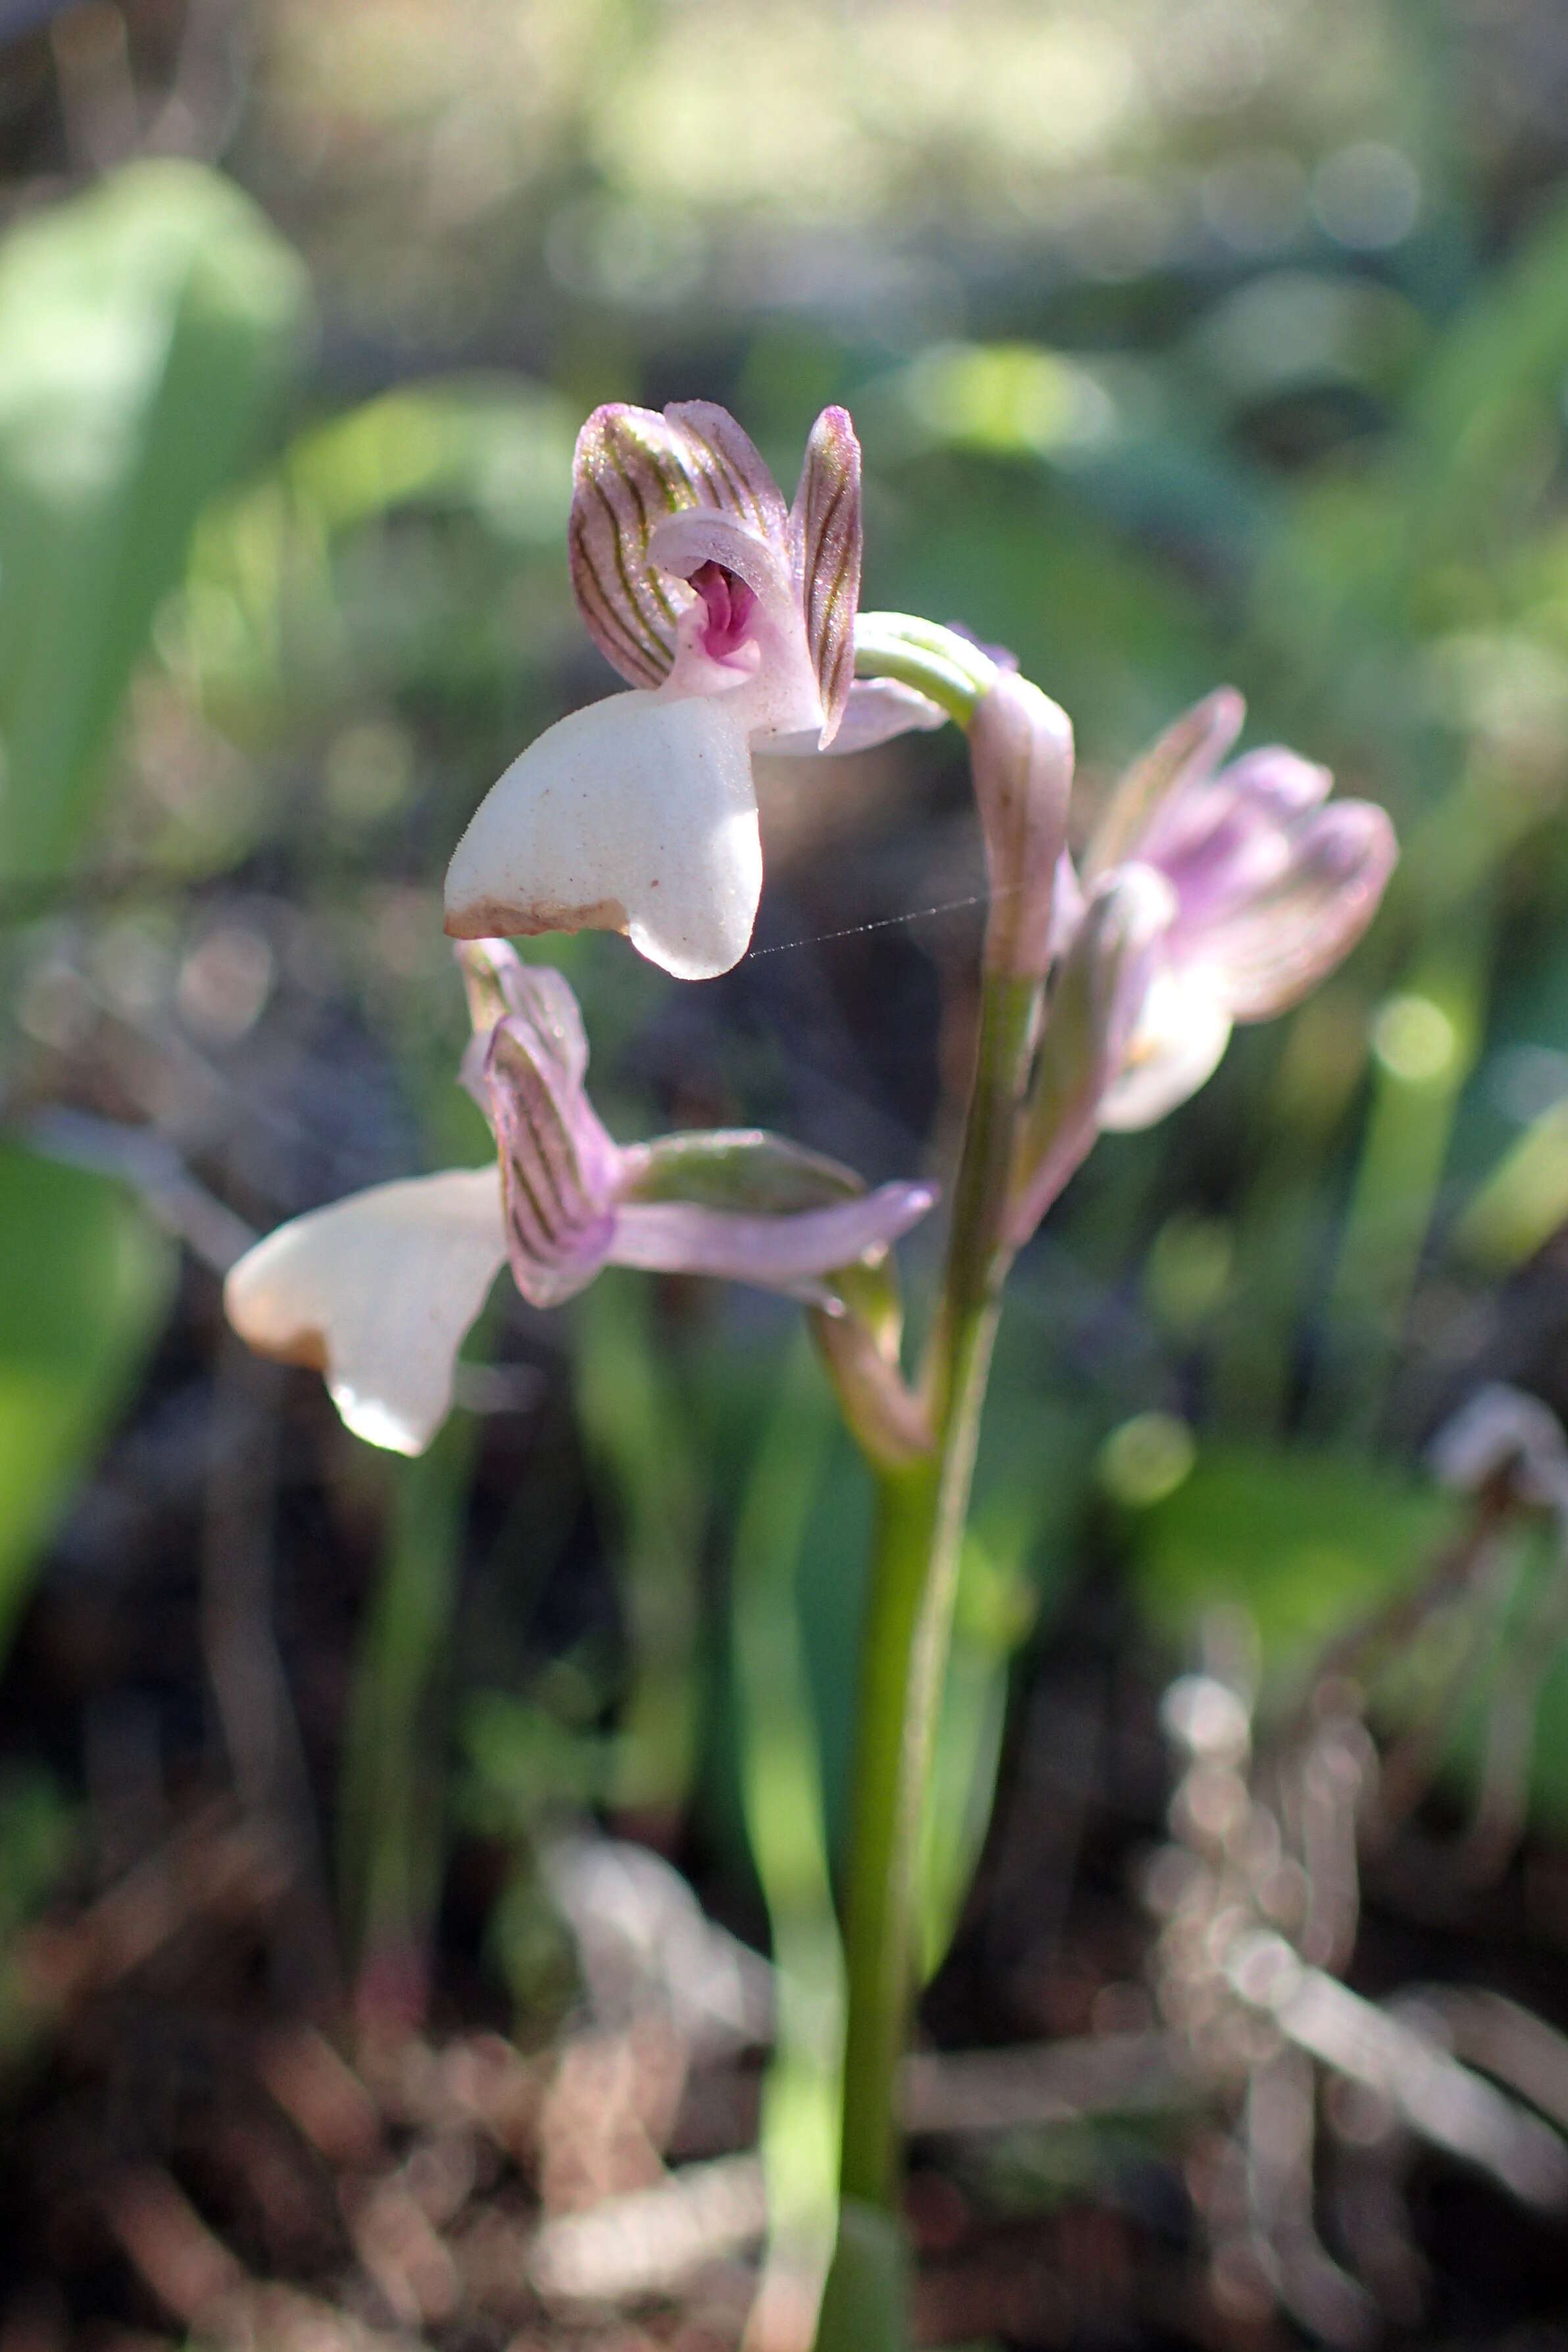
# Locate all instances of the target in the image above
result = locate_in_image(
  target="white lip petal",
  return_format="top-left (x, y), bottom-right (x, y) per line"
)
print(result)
top-left (445, 691), bottom-right (764, 981)
top-left (1096, 966), bottom-right (1233, 1132)
top-left (224, 1166), bottom-right (507, 1456)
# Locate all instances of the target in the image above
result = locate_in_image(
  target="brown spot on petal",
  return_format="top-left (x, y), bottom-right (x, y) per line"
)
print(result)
top-left (239, 1316), bottom-right (328, 1374)
top-left (444, 896), bottom-right (629, 941)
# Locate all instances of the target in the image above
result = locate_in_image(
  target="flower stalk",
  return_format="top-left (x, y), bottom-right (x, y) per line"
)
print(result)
top-left (831, 637), bottom-right (1060, 2240)
top-left (835, 986), bottom-right (1039, 2228)
top-left (824, 643), bottom-right (1396, 2330)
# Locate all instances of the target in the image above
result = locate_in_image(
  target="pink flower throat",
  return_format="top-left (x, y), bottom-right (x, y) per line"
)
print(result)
top-left (690, 561), bottom-right (757, 662)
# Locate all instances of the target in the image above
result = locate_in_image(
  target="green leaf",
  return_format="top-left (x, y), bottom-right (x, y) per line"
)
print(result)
top-left (1127, 1443), bottom-right (1457, 1667)
top-left (574, 1273), bottom-right (706, 1815)
top-left (0, 1142), bottom-right (174, 1661)
top-left (914, 1399), bottom-right (1086, 1982)
top-left (907, 1379), bottom-right (1098, 1976)
top-left (0, 160), bottom-right (308, 878)
top-left (1453, 1098), bottom-right (1568, 1272)
top-left (730, 1340), bottom-right (845, 2278)
top-left (337, 1416), bottom-right (479, 1982)
top-left (917, 1545), bottom-right (1015, 1982)
top-left (794, 1430), bottom-right (876, 1870)
top-left (1402, 185), bottom-right (1568, 515)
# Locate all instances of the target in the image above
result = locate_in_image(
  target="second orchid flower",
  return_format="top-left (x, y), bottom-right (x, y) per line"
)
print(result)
top-left (225, 941), bottom-right (935, 1456)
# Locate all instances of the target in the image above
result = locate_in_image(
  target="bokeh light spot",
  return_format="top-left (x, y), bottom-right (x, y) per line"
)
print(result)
top-left (1100, 1411), bottom-right (1197, 1507)
top-left (1370, 992), bottom-right (1456, 1085)
top-left (1313, 141), bottom-right (1421, 249)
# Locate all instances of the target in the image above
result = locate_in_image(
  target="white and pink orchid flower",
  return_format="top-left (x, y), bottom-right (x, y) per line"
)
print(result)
top-left (1008, 691), bottom-right (1396, 1242)
top-left (443, 401), bottom-right (941, 982)
top-left (1079, 688), bottom-right (1396, 1133)
top-left (224, 942), bottom-right (935, 1456)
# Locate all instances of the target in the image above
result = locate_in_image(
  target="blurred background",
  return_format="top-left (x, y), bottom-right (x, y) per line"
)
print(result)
top-left (9, 0), bottom-right (1568, 2345)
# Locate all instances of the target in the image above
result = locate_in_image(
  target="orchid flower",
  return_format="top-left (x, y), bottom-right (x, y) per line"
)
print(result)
top-left (224, 943), bottom-right (935, 1458)
top-left (444, 401), bottom-right (942, 983)
top-left (1077, 688), bottom-right (1396, 1131)
top-left (1008, 690), bottom-right (1396, 1242)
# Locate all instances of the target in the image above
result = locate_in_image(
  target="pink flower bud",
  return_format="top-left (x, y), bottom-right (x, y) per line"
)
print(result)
top-left (968, 672), bottom-right (1074, 979)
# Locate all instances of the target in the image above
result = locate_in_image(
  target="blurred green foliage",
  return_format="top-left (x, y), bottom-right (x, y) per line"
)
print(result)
top-left (0, 1142), bottom-right (172, 1654)
top-left (0, 160), bottom-right (307, 879)
top-left (0, 160), bottom-right (305, 1718)
top-left (1125, 1442), bottom-right (1457, 1663)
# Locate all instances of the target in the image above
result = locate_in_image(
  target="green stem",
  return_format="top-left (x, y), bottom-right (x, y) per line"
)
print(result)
top-left (835, 972), bottom-right (1035, 2212)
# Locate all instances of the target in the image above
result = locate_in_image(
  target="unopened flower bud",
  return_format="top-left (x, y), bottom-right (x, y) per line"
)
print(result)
top-left (969, 672), bottom-right (1074, 979)
top-left (1007, 864), bottom-right (1175, 1246)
